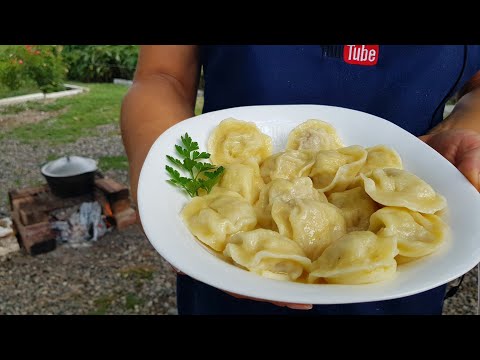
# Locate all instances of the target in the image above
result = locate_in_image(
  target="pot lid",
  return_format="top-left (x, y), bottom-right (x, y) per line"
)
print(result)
top-left (41, 156), bottom-right (97, 177)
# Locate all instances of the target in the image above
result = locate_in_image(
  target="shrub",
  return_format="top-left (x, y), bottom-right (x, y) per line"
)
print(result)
top-left (63, 45), bottom-right (139, 82)
top-left (0, 45), bottom-right (67, 94)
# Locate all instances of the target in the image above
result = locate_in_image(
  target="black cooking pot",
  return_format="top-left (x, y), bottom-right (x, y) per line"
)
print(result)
top-left (41, 156), bottom-right (98, 198)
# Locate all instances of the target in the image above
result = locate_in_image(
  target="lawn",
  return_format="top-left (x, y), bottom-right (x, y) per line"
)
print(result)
top-left (0, 83), bottom-right (128, 144)
top-left (0, 83), bottom-right (205, 144)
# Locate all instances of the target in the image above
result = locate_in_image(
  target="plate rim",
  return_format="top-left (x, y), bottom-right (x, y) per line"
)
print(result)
top-left (138, 103), bottom-right (480, 304)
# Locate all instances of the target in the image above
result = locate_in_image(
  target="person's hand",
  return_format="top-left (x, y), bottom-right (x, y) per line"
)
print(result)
top-left (224, 291), bottom-right (313, 310)
top-left (420, 128), bottom-right (480, 191)
top-left (173, 268), bottom-right (312, 310)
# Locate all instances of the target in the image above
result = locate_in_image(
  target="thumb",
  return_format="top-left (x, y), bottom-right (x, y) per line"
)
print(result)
top-left (456, 154), bottom-right (480, 192)
top-left (419, 134), bottom-right (433, 143)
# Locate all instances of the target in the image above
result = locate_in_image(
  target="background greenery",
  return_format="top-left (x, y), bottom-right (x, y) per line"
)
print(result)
top-left (62, 45), bottom-right (139, 83)
top-left (0, 45), bottom-right (67, 94)
top-left (1, 45), bottom-right (205, 99)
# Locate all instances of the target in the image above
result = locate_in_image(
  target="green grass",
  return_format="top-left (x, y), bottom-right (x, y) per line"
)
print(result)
top-left (46, 153), bottom-right (60, 162)
top-left (195, 95), bottom-right (204, 116)
top-left (0, 83), bottom-right (41, 99)
top-left (119, 266), bottom-right (155, 280)
top-left (0, 100), bottom-right (66, 115)
top-left (1, 82), bottom-right (203, 145)
top-left (125, 293), bottom-right (144, 310)
top-left (90, 294), bottom-right (116, 315)
top-left (98, 155), bottom-right (129, 172)
top-left (0, 83), bottom-right (128, 144)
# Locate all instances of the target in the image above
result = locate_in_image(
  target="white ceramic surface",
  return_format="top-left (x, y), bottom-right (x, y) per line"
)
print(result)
top-left (138, 105), bottom-right (480, 304)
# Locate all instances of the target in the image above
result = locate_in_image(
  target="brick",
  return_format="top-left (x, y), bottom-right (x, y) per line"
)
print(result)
top-left (9, 185), bottom-right (49, 209)
top-left (18, 192), bottom-right (93, 216)
top-left (11, 196), bottom-right (36, 212)
top-left (95, 178), bottom-right (128, 195)
top-left (29, 240), bottom-right (56, 256)
top-left (111, 198), bottom-right (131, 214)
top-left (12, 211), bottom-right (55, 255)
top-left (20, 208), bottom-right (50, 226)
top-left (114, 207), bottom-right (137, 230)
top-left (9, 185), bottom-right (49, 201)
top-left (95, 178), bottom-right (129, 204)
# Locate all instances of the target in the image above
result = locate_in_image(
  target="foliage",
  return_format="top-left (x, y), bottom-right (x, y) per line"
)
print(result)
top-left (63, 45), bottom-right (138, 82)
top-left (0, 45), bottom-right (66, 94)
top-left (166, 133), bottom-right (224, 197)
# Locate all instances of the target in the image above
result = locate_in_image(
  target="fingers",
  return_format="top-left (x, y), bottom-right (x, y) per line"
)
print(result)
top-left (272, 302), bottom-right (313, 310)
top-left (456, 153), bottom-right (480, 191)
top-left (419, 130), bottom-right (480, 191)
top-left (419, 134), bottom-right (433, 143)
top-left (225, 291), bottom-right (313, 310)
top-left (170, 265), bottom-right (185, 275)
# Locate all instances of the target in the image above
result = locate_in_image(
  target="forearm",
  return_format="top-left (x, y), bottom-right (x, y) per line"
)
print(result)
top-left (120, 75), bottom-right (195, 204)
top-left (429, 87), bottom-right (480, 135)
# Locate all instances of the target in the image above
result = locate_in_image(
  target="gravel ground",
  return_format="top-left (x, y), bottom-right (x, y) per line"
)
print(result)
top-left (0, 225), bottom-right (177, 315)
top-left (0, 118), bottom-right (178, 314)
top-left (0, 108), bottom-right (478, 315)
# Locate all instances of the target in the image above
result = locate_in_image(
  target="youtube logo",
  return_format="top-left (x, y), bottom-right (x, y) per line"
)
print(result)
top-left (343, 45), bottom-right (379, 66)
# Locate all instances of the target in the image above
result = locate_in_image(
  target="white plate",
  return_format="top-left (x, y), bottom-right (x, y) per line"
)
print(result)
top-left (138, 104), bottom-right (480, 304)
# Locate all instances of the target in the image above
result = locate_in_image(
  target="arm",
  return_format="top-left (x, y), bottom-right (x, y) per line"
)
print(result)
top-left (120, 45), bottom-right (200, 205)
top-left (121, 45), bottom-right (312, 311)
top-left (421, 71), bottom-right (480, 190)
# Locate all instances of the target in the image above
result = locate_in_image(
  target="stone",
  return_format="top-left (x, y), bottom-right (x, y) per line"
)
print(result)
top-left (0, 217), bottom-right (20, 258)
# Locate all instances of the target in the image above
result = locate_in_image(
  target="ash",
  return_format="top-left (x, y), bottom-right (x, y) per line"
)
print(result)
top-left (51, 202), bottom-right (109, 248)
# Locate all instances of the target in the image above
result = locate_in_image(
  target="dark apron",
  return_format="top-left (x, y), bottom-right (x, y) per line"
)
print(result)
top-left (176, 45), bottom-right (480, 315)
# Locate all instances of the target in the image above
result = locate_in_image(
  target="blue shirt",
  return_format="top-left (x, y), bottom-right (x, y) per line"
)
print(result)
top-left (176, 45), bottom-right (480, 315)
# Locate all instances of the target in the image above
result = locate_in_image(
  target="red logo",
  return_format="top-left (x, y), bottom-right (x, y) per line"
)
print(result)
top-left (343, 45), bottom-right (379, 66)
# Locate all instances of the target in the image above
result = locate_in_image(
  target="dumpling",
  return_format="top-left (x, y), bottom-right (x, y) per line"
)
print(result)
top-left (369, 207), bottom-right (448, 258)
top-left (217, 160), bottom-right (264, 204)
top-left (327, 187), bottom-right (380, 232)
top-left (309, 145), bottom-right (367, 193)
top-left (260, 150), bottom-right (316, 183)
top-left (271, 198), bottom-right (346, 261)
top-left (224, 229), bottom-right (311, 281)
top-left (308, 231), bottom-right (398, 284)
top-left (254, 177), bottom-right (328, 230)
top-left (208, 118), bottom-right (272, 165)
top-left (181, 188), bottom-right (257, 252)
top-left (359, 145), bottom-right (403, 175)
top-left (286, 119), bottom-right (344, 151)
top-left (361, 168), bottom-right (447, 214)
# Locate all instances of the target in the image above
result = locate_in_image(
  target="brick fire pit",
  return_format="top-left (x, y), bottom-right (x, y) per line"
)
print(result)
top-left (9, 177), bottom-right (137, 255)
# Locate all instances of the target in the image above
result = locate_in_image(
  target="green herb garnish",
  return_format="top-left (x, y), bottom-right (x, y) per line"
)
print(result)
top-left (166, 133), bottom-right (224, 197)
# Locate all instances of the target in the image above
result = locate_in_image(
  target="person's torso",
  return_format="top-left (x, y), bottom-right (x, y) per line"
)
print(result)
top-left (200, 45), bottom-right (480, 136)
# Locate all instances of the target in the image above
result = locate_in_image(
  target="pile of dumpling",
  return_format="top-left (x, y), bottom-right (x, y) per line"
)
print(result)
top-left (181, 118), bottom-right (449, 285)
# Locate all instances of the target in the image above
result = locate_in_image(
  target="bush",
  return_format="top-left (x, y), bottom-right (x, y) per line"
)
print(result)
top-left (63, 45), bottom-right (139, 82)
top-left (0, 45), bottom-right (67, 94)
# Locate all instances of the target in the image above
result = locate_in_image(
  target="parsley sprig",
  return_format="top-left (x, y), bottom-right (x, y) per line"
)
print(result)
top-left (166, 133), bottom-right (224, 197)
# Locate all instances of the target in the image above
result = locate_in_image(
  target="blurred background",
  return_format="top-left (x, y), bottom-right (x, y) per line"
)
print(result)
top-left (0, 45), bottom-right (475, 315)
